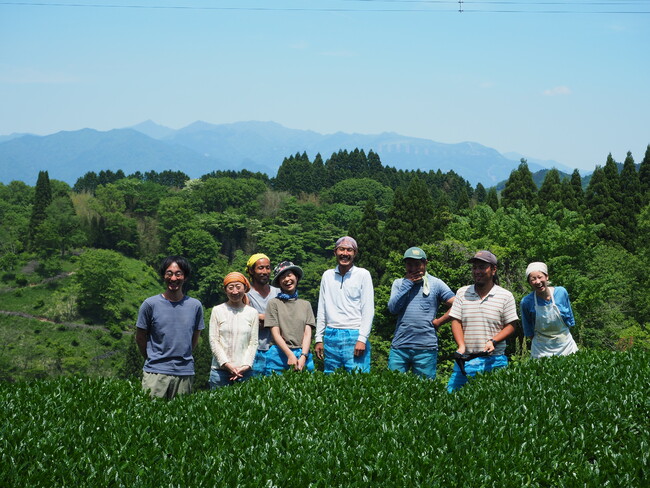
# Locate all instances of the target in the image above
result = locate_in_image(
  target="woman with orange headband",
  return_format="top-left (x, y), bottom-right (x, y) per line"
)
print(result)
top-left (208, 272), bottom-right (259, 388)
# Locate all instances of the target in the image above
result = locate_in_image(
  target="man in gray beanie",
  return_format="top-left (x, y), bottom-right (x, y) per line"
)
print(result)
top-left (315, 236), bottom-right (374, 373)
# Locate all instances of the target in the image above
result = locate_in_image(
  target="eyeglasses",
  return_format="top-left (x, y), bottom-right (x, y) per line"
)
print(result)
top-left (165, 271), bottom-right (184, 278)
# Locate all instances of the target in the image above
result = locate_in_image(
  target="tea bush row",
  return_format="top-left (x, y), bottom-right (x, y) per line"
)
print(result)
top-left (1, 349), bottom-right (648, 487)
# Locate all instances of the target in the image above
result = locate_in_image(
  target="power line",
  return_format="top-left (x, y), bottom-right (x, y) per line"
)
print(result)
top-left (1, 1), bottom-right (649, 13)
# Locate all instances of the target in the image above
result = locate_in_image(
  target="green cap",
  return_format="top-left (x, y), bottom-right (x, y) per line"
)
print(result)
top-left (403, 247), bottom-right (427, 260)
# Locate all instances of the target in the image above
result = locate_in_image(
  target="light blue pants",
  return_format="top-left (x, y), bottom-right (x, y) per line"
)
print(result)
top-left (252, 349), bottom-right (269, 377)
top-left (388, 348), bottom-right (437, 379)
top-left (447, 354), bottom-right (508, 393)
top-left (323, 327), bottom-right (371, 373)
top-left (266, 345), bottom-right (315, 373)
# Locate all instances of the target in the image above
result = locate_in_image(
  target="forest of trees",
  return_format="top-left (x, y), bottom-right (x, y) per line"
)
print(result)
top-left (1, 144), bottom-right (650, 376)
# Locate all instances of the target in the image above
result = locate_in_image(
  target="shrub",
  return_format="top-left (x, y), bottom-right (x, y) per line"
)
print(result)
top-left (0, 350), bottom-right (647, 487)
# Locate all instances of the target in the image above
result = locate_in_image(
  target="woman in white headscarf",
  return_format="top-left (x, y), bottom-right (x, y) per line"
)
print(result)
top-left (520, 262), bottom-right (578, 358)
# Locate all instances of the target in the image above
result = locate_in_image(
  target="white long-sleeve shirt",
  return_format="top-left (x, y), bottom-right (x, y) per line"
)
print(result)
top-left (315, 265), bottom-right (374, 344)
top-left (209, 303), bottom-right (259, 369)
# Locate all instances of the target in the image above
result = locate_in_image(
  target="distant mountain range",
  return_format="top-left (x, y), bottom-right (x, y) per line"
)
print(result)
top-left (0, 120), bottom-right (579, 186)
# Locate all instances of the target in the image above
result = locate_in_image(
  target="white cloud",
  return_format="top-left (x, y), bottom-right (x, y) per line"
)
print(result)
top-left (543, 86), bottom-right (571, 96)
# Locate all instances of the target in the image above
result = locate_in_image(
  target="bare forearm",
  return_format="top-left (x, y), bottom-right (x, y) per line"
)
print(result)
top-left (135, 329), bottom-right (148, 358)
top-left (450, 319), bottom-right (465, 350)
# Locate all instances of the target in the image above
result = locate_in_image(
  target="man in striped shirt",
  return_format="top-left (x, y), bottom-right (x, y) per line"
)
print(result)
top-left (447, 250), bottom-right (518, 393)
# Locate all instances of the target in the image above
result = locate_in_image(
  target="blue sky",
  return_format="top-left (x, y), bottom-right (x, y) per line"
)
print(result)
top-left (1, 0), bottom-right (649, 171)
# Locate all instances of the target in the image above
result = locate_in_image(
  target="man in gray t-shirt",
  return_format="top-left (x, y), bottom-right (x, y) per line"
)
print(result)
top-left (246, 253), bottom-right (280, 376)
top-left (136, 256), bottom-right (204, 399)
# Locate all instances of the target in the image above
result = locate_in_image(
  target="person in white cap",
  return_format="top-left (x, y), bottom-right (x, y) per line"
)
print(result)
top-left (315, 236), bottom-right (374, 373)
top-left (521, 262), bottom-right (578, 358)
top-left (447, 250), bottom-right (518, 393)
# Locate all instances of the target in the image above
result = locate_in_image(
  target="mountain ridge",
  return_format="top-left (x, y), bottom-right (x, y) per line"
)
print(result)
top-left (1, 120), bottom-right (575, 186)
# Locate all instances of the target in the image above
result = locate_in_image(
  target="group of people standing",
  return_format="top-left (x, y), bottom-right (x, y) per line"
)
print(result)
top-left (135, 237), bottom-right (578, 400)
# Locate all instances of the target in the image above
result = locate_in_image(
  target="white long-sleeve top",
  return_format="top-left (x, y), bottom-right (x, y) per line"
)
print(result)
top-left (315, 265), bottom-right (374, 344)
top-left (209, 303), bottom-right (259, 369)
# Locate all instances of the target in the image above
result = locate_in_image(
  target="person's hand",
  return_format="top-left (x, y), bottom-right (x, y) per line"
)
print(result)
top-left (432, 318), bottom-right (440, 330)
top-left (484, 340), bottom-right (495, 353)
top-left (315, 342), bottom-right (324, 360)
top-left (456, 344), bottom-right (466, 355)
top-left (235, 365), bottom-right (251, 376)
top-left (286, 353), bottom-right (298, 369)
top-left (295, 354), bottom-right (307, 371)
top-left (405, 270), bottom-right (424, 283)
top-left (224, 362), bottom-right (243, 381)
top-left (353, 341), bottom-right (366, 357)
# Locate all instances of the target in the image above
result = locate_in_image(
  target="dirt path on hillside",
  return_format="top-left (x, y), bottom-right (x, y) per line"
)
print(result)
top-left (0, 310), bottom-right (133, 334)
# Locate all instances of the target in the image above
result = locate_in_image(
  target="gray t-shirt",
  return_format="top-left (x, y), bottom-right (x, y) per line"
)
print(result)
top-left (265, 298), bottom-right (315, 348)
top-left (247, 286), bottom-right (280, 351)
top-left (136, 294), bottom-right (205, 375)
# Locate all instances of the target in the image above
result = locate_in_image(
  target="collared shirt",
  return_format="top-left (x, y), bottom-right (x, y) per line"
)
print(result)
top-left (449, 284), bottom-right (518, 355)
top-left (388, 274), bottom-right (455, 349)
top-left (315, 265), bottom-right (374, 344)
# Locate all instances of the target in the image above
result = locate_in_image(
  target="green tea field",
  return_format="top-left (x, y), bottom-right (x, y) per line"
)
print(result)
top-left (1, 350), bottom-right (648, 487)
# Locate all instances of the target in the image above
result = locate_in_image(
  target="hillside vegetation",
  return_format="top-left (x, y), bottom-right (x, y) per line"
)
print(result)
top-left (1, 350), bottom-right (648, 487)
top-left (1, 146), bottom-right (649, 382)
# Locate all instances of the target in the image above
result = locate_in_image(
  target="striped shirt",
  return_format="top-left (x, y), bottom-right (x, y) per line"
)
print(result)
top-left (449, 284), bottom-right (519, 355)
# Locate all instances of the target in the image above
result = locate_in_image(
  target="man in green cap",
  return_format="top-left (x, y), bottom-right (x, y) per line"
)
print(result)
top-left (387, 247), bottom-right (455, 379)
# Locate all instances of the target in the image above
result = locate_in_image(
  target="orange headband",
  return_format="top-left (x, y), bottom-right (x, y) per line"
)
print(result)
top-left (223, 272), bottom-right (251, 305)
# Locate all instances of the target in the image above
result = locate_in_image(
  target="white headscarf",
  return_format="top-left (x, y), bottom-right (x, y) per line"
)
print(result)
top-left (525, 262), bottom-right (548, 279)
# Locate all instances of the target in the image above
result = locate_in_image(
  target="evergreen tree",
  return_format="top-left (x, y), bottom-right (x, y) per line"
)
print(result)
top-left (586, 155), bottom-right (625, 245)
top-left (618, 151), bottom-right (642, 250)
top-left (405, 177), bottom-right (437, 245)
top-left (353, 197), bottom-right (385, 285)
top-left (455, 187), bottom-right (470, 213)
top-left (562, 169), bottom-right (585, 213)
top-left (311, 153), bottom-right (327, 193)
top-left (537, 168), bottom-right (563, 214)
top-left (486, 187), bottom-right (499, 210)
top-left (28, 170), bottom-right (52, 249)
top-left (474, 183), bottom-right (487, 205)
top-left (274, 154), bottom-right (313, 194)
top-left (500, 159), bottom-right (538, 209)
top-left (383, 186), bottom-right (412, 252)
top-left (432, 192), bottom-right (454, 240)
top-left (639, 144), bottom-right (650, 206)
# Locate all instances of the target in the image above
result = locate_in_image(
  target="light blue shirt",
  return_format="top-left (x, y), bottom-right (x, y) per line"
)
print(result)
top-left (520, 286), bottom-right (575, 337)
top-left (388, 274), bottom-right (455, 349)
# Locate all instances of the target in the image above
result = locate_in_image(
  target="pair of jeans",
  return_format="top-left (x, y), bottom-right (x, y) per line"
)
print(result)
top-left (323, 327), bottom-right (371, 373)
top-left (446, 354), bottom-right (508, 393)
top-left (209, 368), bottom-right (252, 389)
top-left (388, 348), bottom-right (437, 379)
top-left (266, 345), bottom-right (315, 373)
top-left (251, 349), bottom-right (269, 377)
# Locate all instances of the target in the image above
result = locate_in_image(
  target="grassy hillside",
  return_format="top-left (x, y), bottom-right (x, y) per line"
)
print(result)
top-left (0, 253), bottom-right (161, 382)
top-left (1, 350), bottom-right (647, 487)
